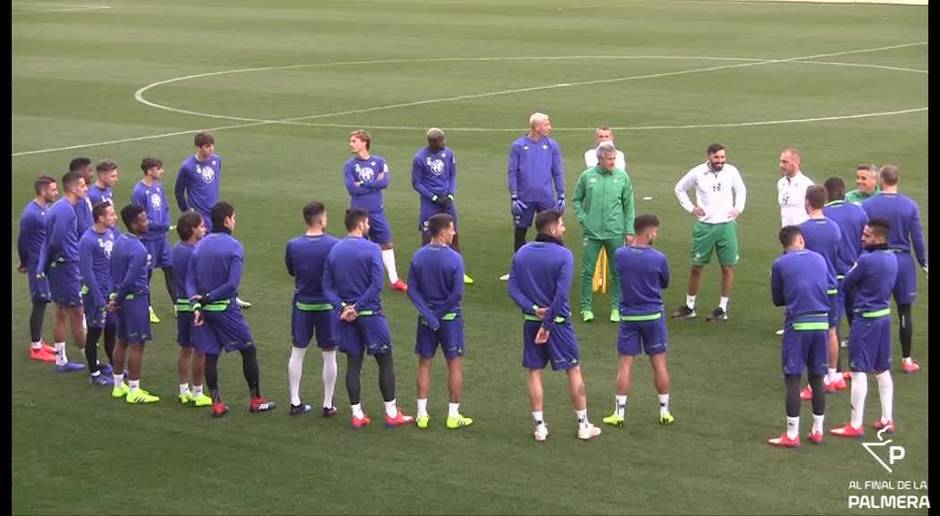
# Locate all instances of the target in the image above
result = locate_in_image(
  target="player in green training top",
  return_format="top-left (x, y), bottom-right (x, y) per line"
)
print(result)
top-left (844, 163), bottom-right (880, 205)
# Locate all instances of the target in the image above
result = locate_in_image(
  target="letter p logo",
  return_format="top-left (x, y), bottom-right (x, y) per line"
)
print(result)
top-left (889, 446), bottom-right (906, 465)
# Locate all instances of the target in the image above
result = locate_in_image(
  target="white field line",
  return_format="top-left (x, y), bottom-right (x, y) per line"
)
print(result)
top-left (132, 57), bottom-right (929, 126)
top-left (12, 3), bottom-right (111, 14)
top-left (12, 42), bottom-right (927, 157)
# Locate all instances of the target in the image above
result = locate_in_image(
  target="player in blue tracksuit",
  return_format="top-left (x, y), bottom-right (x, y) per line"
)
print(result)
top-left (132, 158), bottom-right (175, 321)
top-left (407, 213), bottom-right (473, 430)
top-left (412, 128), bottom-right (474, 285)
top-left (823, 177), bottom-right (868, 332)
top-left (284, 201), bottom-right (341, 417)
top-left (768, 225), bottom-right (833, 447)
top-left (87, 159), bottom-right (118, 207)
top-left (175, 132), bottom-right (221, 232)
top-left (69, 157), bottom-right (95, 235)
top-left (508, 210), bottom-right (600, 441)
top-left (186, 201), bottom-right (275, 417)
top-left (323, 208), bottom-right (414, 428)
top-left (602, 215), bottom-right (674, 428)
top-left (505, 113), bottom-right (565, 268)
top-left (831, 218), bottom-right (899, 437)
top-left (798, 186), bottom-right (848, 397)
top-left (38, 171), bottom-right (89, 373)
top-left (18, 175), bottom-right (59, 362)
top-left (108, 204), bottom-right (159, 403)
top-left (78, 202), bottom-right (119, 385)
top-left (170, 211), bottom-right (211, 408)
top-left (860, 165), bottom-right (927, 374)
top-left (344, 129), bottom-right (407, 292)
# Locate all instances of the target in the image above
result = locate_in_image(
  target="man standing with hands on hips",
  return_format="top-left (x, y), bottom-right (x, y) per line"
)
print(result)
top-left (671, 143), bottom-right (747, 322)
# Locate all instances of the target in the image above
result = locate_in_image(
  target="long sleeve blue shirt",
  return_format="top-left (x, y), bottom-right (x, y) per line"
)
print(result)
top-left (344, 155), bottom-right (389, 213)
top-left (78, 227), bottom-right (117, 306)
top-left (185, 231), bottom-right (243, 303)
top-left (323, 236), bottom-right (384, 312)
top-left (175, 154), bottom-right (222, 229)
top-left (842, 246), bottom-right (898, 313)
top-left (18, 200), bottom-right (48, 271)
top-left (823, 200), bottom-right (868, 275)
top-left (771, 249), bottom-right (834, 321)
top-left (111, 233), bottom-right (150, 300)
top-left (862, 193), bottom-right (927, 267)
top-left (411, 147), bottom-right (457, 201)
top-left (171, 242), bottom-right (196, 300)
top-left (87, 184), bottom-right (113, 207)
top-left (285, 233), bottom-right (341, 305)
top-left (507, 134), bottom-right (564, 203)
top-left (406, 244), bottom-right (464, 328)
top-left (131, 181), bottom-right (171, 240)
top-left (39, 197), bottom-right (81, 269)
top-left (614, 245), bottom-right (670, 315)
top-left (74, 196), bottom-right (93, 235)
top-left (508, 235), bottom-right (573, 330)
top-left (799, 217), bottom-right (843, 281)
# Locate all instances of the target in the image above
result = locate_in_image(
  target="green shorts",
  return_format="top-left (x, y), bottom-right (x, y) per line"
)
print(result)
top-left (690, 221), bottom-right (739, 266)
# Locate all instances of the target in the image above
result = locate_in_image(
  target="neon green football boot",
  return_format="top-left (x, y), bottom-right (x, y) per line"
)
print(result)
top-left (602, 413), bottom-right (625, 427)
top-left (659, 411), bottom-right (675, 425)
top-left (178, 392), bottom-right (193, 405)
top-left (111, 382), bottom-right (129, 399)
top-left (446, 414), bottom-right (473, 429)
top-left (191, 393), bottom-right (213, 407)
top-left (126, 388), bottom-right (160, 404)
top-left (415, 415), bottom-right (430, 429)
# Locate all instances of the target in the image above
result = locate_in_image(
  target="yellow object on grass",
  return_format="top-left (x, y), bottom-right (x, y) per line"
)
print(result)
top-left (593, 248), bottom-right (608, 294)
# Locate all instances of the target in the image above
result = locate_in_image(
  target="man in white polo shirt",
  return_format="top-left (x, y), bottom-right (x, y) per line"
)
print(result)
top-left (583, 126), bottom-right (626, 171)
top-left (671, 143), bottom-right (747, 323)
top-left (777, 147), bottom-right (814, 227)
top-left (774, 146), bottom-right (815, 336)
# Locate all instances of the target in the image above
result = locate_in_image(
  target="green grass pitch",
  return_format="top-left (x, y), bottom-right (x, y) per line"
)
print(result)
top-left (12, 1), bottom-right (927, 514)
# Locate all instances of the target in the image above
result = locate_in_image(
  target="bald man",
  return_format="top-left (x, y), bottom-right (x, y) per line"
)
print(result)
top-left (502, 112), bottom-right (565, 281)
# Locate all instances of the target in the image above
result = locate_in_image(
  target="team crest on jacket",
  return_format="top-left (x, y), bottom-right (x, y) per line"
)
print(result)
top-left (427, 156), bottom-right (445, 175)
top-left (356, 163), bottom-right (375, 181)
top-left (197, 165), bottom-right (215, 184)
top-left (99, 238), bottom-right (114, 258)
top-left (150, 193), bottom-right (162, 209)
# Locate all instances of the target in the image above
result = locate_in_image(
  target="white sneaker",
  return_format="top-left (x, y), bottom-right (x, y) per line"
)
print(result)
top-left (774, 329), bottom-right (784, 336)
top-left (236, 297), bottom-right (252, 308)
top-left (499, 273), bottom-right (510, 281)
top-left (577, 423), bottom-right (602, 440)
top-left (533, 423), bottom-right (549, 442)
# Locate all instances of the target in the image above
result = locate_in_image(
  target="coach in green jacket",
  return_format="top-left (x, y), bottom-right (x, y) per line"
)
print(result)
top-left (572, 141), bottom-right (636, 323)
